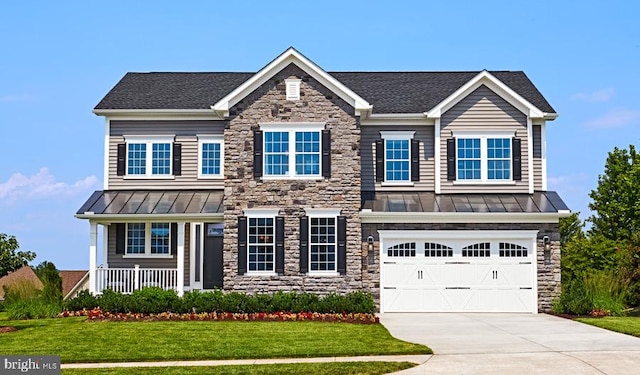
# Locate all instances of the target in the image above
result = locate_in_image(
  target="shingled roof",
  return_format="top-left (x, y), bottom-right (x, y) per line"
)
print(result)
top-left (94, 70), bottom-right (555, 114)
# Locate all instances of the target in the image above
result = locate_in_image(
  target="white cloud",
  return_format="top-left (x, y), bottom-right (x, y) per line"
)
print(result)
top-left (584, 108), bottom-right (640, 129)
top-left (0, 94), bottom-right (33, 102)
top-left (0, 168), bottom-right (99, 203)
top-left (571, 87), bottom-right (614, 102)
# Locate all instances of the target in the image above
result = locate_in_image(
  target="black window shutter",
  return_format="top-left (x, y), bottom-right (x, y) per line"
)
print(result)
top-left (375, 140), bottom-right (385, 182)
top-left (238, 217), bottom-right (247, 275)
top-left (117, 143), bottom-right (126, 176)
top-left (513, 138), bottom-right (522, 181)
top-left (322, 129), bottom-right (331, 178)
top-left (170, 223), bottom-right (178, 255)
top-left (337, 216), bottom-right (347, 275)
top-left (275, 216), bottom-right (285, 275)
top-left (115, 223), bottom-right (125, 254)
top-left (299, 216), bottom-right (309, 273)
top-left (253, 130), bottom-right (263, 178)
top-left (411, 139), bottom-right (420, 182)
top-left (172, 143), bottom-right (182, 176)
top-left (447, 138), bottom-right (456, 181)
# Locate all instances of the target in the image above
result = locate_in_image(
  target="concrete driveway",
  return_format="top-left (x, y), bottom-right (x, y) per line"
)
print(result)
top-left (379, 313), bottom-right (640, 374)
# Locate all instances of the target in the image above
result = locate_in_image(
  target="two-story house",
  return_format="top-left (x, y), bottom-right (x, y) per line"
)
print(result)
top-left (77, 48), bottom-right (570, 313)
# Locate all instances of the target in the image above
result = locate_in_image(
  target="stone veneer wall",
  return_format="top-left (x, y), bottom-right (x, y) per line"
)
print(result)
top-left (222, 63), bottom-right (363, 295)
top-left (361, 222), bottom-right (561, 312)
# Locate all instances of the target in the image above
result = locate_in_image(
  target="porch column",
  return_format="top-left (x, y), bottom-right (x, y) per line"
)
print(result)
top-left (176, 222), bottom-right (185, 296)
top-left (89, 221), bottom-right (98, 294)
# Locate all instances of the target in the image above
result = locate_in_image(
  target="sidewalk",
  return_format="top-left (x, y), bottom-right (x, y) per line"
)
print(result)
top-left (61, 355), bottom-right (432, 369)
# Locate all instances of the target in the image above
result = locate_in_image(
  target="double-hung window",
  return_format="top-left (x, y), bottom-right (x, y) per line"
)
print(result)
top-left (238, 209), bottom-right (283, 275)
top-left (301, 209), bottom-right (343, 276)
top-left (198, 136), bottom-right (224, 178)
top-left (248, 217), bottom-right (275, 272)
top-left (452, 132), bottom-right (514, 182)
top-left (378, 131), bottom-right (417, 183)
top-left (258, 123), bottom-right (326, 179)
top-left (126, 223), bottom-right (172, 256)
top-left (122, 136), bottom-right (174, 178)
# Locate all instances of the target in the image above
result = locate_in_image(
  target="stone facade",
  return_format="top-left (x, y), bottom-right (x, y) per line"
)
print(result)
top-left (222, 64), bottom-right (363, 294)
top-left (362, 222), bottom-right (561, 312)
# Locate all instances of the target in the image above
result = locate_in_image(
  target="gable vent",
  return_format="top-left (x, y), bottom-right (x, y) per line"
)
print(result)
top-left (285, 78), bottom-right (301, 100)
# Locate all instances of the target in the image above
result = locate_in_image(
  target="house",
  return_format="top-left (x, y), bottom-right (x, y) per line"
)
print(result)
top-left (59, 270), bottom-right (89, 300)
top-left (0, 266), bottom-right (43, 300)
top-left (77, 47), bottom-right (570, 313)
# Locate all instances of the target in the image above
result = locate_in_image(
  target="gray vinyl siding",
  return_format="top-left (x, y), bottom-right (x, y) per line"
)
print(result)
top-left (440, 85), bottom-right (529, 193)
top-left (108, 120), bottom-right (225, 189)
top-left (361, 126), bottom-right (435, 192)
top-left (533, 125), bottom-right (543, 190)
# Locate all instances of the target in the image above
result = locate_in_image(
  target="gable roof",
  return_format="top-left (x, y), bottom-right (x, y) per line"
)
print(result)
top-left (0, 265), bottom-right (43, 300)
top-left (59, 270), bottom-right (89, 300)
top-left (94, 51), bottom-right (555, 116)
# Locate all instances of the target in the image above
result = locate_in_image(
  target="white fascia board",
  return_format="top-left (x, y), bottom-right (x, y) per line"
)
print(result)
top-left (360, 211), bottom-right (566, 223)
top-left (425, 71), bottom-right (545, 119)
top-left (75, 213), bottom-right (223, 222)
top-left (211, 47), bottom-right (371, 118)
top-left (361, 116), bottom-right (434, 126)
top-left (94, 109), bottom-right (220, 120)
top-left (379, 229), bottom-right (539, 240)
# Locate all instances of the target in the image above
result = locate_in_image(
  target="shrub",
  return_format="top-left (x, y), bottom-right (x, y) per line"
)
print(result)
top-left (583, 270), bottom-right (627, 316)
top-left (40, 262), bottom-right (62, 305)
top-left (3, 279), bottom-right (41, 304)
top-left (553, 279), bottom-right (592, 315)
top-left (129, 287), bottom-right (181, 314)
top-left (6, 299), bottom-right (60, 319)
top-left (64, 290), bottom-right (98, 311)
top-left (97, 289), bottom-right (129, 313)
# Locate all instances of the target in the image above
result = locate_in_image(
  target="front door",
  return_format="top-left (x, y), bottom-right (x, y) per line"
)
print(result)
top-left (203, 223), bottom-right (224, 289)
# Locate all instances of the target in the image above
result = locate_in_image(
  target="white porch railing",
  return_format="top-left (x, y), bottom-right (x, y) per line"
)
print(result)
top-left (95, 265), bottom-right (178, 294)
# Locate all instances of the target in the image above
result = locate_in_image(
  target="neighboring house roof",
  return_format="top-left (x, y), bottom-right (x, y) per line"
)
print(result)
top-left (0, 265), bottom-right (43, 300)
top-left (76, 190), bottom-right (224, 220)
top-left (94, 70), bottom-right (555, 115)
top-left (59, 270), bottom-right (89, 300)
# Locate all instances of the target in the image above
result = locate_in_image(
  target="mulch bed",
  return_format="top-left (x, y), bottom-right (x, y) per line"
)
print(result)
top-left (0, 326), bottom-right (18, 333)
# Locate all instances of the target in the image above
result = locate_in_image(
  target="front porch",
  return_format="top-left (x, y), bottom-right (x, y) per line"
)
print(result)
top-left (94, 265), bottom-right (179, 294)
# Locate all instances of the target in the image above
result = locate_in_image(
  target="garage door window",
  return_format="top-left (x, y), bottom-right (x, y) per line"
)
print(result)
top-left (424, 242), bottom-right (453, 257)
top-left (461, 242), bottom-right (490, 257)
top-left (387, 242), bottom-right (416, 257)
top-left (499, 242), bottom-right (528, 257)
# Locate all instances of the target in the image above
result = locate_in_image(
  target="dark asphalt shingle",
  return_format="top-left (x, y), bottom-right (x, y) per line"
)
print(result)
top-left (95, 70), bottom-right (555, 114)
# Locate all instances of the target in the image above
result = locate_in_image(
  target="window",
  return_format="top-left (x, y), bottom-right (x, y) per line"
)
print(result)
top-left (378, 131), bottom-right (417, 183)
top-left (198, 136), bottom-right (224, 178)
top-left (259, 123), bottom-right (326, 178)
top-left (310, 217), bottom-right (336, 271)
top-left (453, 133), bottom-right (513, 182)
top-left (248, 217), bottom-right (274, 272)
top-left (126, 223), bottom-right (172, 256)
top-left (499, 242), bottom-right (528, 257)
top-left (123, 136), bottom-right (174, 177)
top-left (387, 242), bottom-right (416, 257)
top-left (424, 242), bottom-right (453, 257)
top-left (462, 242), bottom-right (491, 257)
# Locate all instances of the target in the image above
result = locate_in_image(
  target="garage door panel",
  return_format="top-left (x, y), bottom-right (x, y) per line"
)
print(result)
top-left (383, 263), bottom-right (420, 286)
top-left (496, 263), bottom-right (532, 286)
top-left (383, 287), bottom-right (423, 312)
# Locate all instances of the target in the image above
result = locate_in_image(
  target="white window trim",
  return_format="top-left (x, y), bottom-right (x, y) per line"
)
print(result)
top-left (285, 78), bottom-right (301, 101)
top-left (259, 122), bottom-right (325, 180)
top-left (452, 131), bottom-right (515, 183)
top-left (244, 208), bottom-right (279, 275)
top-left (380, 131), bottom-right (415, 185)
top-left (305, 208), bottom-right (340, 276)
top-left (123, 222), bottom-right (174, 258)
top-left (198, 135), bottom-right (224, 179)
top-left (123, 135), bottom-right (174, 179)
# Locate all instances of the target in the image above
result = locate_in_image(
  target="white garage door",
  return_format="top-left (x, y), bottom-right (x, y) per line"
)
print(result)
top-left (380, 231), bottom-right (537, 313)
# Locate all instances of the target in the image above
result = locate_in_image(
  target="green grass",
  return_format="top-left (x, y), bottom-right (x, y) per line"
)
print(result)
top-left (0, 318), bottom-right (431, 363)
top-left (63, 362), bottom-right (415, 375)
top-left (576, 316), bottom-right (640, 337)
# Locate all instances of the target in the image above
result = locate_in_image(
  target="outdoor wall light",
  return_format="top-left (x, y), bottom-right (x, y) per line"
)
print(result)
top-left (543, 235), bottom-right (551, 265)
top-left (367, 235), bottom-right (375, 265)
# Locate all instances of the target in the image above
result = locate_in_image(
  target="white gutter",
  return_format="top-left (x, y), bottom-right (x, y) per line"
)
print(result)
top-left (360, 210), bottom-right (571, 224)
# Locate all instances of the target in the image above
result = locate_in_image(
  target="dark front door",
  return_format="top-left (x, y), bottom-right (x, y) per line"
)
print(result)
top-left (203, 223), bottom-right (224, 289)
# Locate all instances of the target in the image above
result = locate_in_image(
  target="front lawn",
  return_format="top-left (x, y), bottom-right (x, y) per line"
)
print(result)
top-left (0, 317), bottom-right (431, 363)
top-left (576, 316), bottom-right (640, 337)
top-left (63, 362), bottom-right (416, 375)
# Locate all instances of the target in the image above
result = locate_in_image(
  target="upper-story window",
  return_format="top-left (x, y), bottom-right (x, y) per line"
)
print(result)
top-left (376, 131), bottom-right (419, 184)
top-left (448, 132), bottom-right (521, 183)
top-left (118, 135), bottom-right (179, 178)
top-left (198, 136), bottom-right (224, 178)
top-left (254, 123), bottom-right (330, 179)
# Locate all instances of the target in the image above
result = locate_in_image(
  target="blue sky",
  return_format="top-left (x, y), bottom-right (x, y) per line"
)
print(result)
top-left (1, 1), bottom-right (638, 270)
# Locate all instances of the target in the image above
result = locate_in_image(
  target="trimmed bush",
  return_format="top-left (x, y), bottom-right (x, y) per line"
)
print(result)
top-left (64, 289), bottom-right (377, 315)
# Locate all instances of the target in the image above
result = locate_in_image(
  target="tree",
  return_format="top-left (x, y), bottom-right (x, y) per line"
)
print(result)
top-left (0, 233), bottom-right (36, 277)
top-left (40, 261), bottom-right (62, 305)
top-left (588, 144), bottom-right (640, 241)
top-left (559, 212), bottom-right (584, 248)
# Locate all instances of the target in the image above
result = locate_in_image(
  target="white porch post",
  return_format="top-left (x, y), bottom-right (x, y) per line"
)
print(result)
top-left (176, 222), bottom-right (185, 296)
top-left (89, 221), bottom-right (98, 294)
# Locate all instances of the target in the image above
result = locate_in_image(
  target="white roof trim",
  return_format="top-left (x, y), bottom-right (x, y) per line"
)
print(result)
top-left (211, 47), bottom-right (372, 117)
top-left (425, 70), bottom-right (547, 119)
top-left (75, 213), bottom-right (223, 222)
top-left (360, 211), bottom-right (570, 224)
